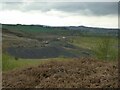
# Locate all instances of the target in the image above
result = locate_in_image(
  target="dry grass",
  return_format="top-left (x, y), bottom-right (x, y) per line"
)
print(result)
top-left (2, 58), bottom-right (118, 88)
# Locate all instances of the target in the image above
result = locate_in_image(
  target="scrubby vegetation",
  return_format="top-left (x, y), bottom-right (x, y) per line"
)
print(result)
top-left (2, 54), bottom-right (72, 71)
top-left (68, 36), bottom-right (118, 61)
top-left (2, 54), bottom-right (42, 71)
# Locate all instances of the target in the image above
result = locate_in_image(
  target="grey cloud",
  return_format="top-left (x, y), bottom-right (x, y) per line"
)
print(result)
top-left (1, 2), bottom-right (118, 16)
top-left (1, 2), bottom-right (24, 10)
top-left (55, 2), bottom-right (118, 16)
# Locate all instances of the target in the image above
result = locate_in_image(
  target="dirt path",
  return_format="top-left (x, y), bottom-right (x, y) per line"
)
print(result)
top-left (2, 58), bottom-right (118, 88)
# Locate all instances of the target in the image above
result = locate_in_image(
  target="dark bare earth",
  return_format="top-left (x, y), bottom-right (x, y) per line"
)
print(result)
top-left (2, 58), bottom-right (118, 88)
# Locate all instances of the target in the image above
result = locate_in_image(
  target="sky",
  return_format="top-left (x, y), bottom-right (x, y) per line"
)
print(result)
top-left (0, 0), bottom-right (119, 28)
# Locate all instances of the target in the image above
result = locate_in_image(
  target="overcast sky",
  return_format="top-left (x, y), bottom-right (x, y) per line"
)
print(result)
top-left (0, 0), bottom-right (118, 28)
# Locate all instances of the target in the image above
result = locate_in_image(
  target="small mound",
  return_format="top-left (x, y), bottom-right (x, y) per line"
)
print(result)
top-left (2, 58), bottom-right (118, 88)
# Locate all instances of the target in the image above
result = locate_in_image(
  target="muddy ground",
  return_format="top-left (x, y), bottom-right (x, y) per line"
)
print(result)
top-left (2, 58), bottom-right (118, 88)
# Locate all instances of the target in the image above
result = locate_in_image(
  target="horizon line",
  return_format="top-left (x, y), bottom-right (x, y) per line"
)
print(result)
top-left (0, 23), bottom-right (118, 29)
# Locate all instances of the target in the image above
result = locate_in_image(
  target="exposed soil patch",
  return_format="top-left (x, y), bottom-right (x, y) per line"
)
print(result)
top-left (2, 58), bottom-right (118, 88)
top-left (7, 47), bottom-right (77, 59)
top-left (7, 45), bottom-right (92, 59)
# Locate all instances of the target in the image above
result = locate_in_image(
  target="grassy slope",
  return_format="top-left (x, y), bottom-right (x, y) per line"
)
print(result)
top-left (2, 54), bottom-right (73, 71)
top-left (2, 36), bottom-right (118, 71)
top-left (2, 24), bottom-right (81, 36)
top-left (69, 36), bottom-right (118, 61)
top-left (2, 24), bottom-right (118, 71)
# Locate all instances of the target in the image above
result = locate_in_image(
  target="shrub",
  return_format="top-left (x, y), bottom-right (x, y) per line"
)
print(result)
top-left (93, 37), bottom-right (111, 60)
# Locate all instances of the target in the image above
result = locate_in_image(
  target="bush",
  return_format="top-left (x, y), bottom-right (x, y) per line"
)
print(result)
top-left (94, 38), bottom-right (111, 60)
top-left (2, 54), bottom-right (12, 71)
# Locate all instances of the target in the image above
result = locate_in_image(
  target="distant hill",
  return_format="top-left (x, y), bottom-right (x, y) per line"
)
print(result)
top-left (67, 26), bottom-right (118, 36)
top-left (2, 24), bottom-right (118, 36)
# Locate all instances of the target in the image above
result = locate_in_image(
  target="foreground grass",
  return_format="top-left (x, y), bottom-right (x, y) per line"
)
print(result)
top-left (2, 54), bottom-right (72, 71)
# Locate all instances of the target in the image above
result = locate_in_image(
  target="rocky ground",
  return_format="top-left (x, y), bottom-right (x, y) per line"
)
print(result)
top-left (2, 58), bottom-right (118, 88)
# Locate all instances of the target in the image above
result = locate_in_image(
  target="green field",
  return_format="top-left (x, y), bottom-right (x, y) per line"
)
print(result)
top-left (69, 36), bottom-right (118, 61)
top-left (2, 54), bottom-right (73, 71)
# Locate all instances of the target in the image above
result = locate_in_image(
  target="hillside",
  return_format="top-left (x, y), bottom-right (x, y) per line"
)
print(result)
top-left (2, 24), bottom-right (118, 36)
top-left (2, 24), bottom-right (118, 88)
top-left (2, 24), bottom-right (94, 59)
